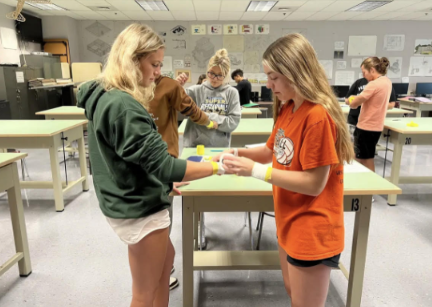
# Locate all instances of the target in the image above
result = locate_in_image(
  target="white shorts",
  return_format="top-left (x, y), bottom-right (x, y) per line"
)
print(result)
top-left (106, 209), bottom-right (170, 245)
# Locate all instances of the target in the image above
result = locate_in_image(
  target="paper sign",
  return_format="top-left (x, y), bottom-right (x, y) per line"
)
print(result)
top-left (16, 71), bottom-right (24, 83)
top-left (402, 77), bottom-right (409, 83)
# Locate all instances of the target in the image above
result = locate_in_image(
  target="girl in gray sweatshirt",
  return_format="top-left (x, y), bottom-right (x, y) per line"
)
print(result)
top-left (183, 48), bottom-right (241, 148)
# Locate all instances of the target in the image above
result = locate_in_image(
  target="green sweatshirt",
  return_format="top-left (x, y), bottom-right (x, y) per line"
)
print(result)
top-left (77, 81), bottom-right (187, 219)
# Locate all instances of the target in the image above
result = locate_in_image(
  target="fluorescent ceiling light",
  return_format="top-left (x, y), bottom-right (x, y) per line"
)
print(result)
top-left (27, 3), bottom-right (66, 10)
top-left (135, 0), bottom-right (169, 11)
top-left (246, 1), bottom-right (278, 12)
top-left (346, 1), bottom-right (393, 12)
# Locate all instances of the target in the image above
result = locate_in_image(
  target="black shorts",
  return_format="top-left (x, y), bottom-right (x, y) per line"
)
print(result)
top-left (353, 127), bottom-right (382, 159)
top-left (287, 253), bottom-right (341, 268)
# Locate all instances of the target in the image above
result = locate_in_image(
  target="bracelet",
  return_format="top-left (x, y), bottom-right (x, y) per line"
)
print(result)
top-left (251, 163), bottom-right (272, 182)
top-left (206, 121), bottom-right (214, 129)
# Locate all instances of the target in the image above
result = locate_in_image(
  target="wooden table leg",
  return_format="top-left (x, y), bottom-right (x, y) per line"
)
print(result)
top-left (388, 133), bottom-right (403, 206)
top-left (49, 140), bottom-right (65, 212)
top-left (77, 136), bottom-right (89, 191)
top-left (8, 162), bottom-right (32, 276)
top-left (183, 197), bottom-right (194, 307)
top-left (346, 195), bottom-right (372, 307)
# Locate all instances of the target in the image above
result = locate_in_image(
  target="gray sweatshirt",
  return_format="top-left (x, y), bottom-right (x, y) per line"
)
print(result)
top-left (183, 81), bottom-right (241, 147)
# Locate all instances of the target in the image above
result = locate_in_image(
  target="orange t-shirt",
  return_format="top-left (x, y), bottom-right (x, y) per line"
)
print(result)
top-left (266, 100), bottom-right (344, 261)
top-left (357, 76), bottom-right (392, 132)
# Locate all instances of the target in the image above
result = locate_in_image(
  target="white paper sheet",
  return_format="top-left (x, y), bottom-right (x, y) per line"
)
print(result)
top-left (383, 35), bottom-right (405, 51)
top-left (351, 58), bottom-right (362, 68)
top-left (409, 57), bottom-right (426, 76)
top-left (334, 41), bottom-right (344, 51)
top-left (335, 71), bottom-right (355, 86)
top-left (337, 61), bottom-right (347, 69)
top-left (173, 60), bottom-right (184, 69)
top-left (387, 57), bottom-right (402, 79)
top-left (348, 36), bottom-right (377, 56)
top-left (0, 27), bottom-right (18, 50)
top-left (223, 35), bottom-right (244, 52)
top-left (318, 60), bottom-right (333, 79)
top-left (344, 162), bottom-right (370, 173)
top-left (16, 71), bottom-right (24, 83)
top-left (162, 56), bottom-right (172, 72)
top-left (402, 77), bottom-right (409, 83)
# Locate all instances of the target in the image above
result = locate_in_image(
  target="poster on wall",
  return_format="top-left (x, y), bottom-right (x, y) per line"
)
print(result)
top-left (318, 60), bottom-right (333, 79)
top-left (175, 69), bottom-right (191, 82)
top-left (408, 57), bottom-right (432, 76)
top-left (173, 60), bottom-right (184, 69)
top-left (334, 41), bottom-right (344, 51)
top-left (171, 25), bottom-right (186, 36)
top-left (223, 36), bottom-right (244, 52)
top-left (335, 71), bottom-right (355, 86)
top-left (208, 24), bottom-right (222, 35)
top-left (413, 39), bottom-right (432, 55)
top-left (348, 36), bottom-right (377, 56)
top-left (184, 55), bottom-right (192, 68)
top-left (239, 24), bottom-right (253, 34)
top-left (224, 24), bottom-right (238, 35)
top-left (334, 51), bottom-right (344, 59)
top-left (191, 24), bottom-right (206, 35)
top-left (255, 24), bottom-right (270, 35)
top-left (383, 35), bottom-right (405, 51)
top-left (336, 61), bottom-right (347, 70)
top-left (351, 58), bottom-right (362, 68)
top-left (0, 27), bottom-right (18, 50)
top-left (387, 57), bottom-right (402, 79)
top-left (229, 53), bottom-right (244, 70)
top-left (173, 39), bottom-right (186, 49)
top-left (162, 56), bottom-right (172, 72)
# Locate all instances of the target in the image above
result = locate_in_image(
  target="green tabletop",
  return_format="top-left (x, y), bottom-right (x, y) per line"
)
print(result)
top-left (178, 118), bottom-right (274, 135)
top-left (36, 106), bottom-right (85, 116)
top-left (340, 105), bottom-right (412, 115)
top-left (179, 148), bottom-right (401, 196)
top-left (241, 108), bottom-right (262, 115)
top-left (384, 118), bottom-right (432, 134)
top-left (0, 120), bottom-right (88, 137)
top-left (0, 153), bottom-right (28, 168)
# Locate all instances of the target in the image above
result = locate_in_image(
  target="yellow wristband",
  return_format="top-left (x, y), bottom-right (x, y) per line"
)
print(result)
top-left (207, 121), bottom-right (214, 129)
top-left (211, 161), bottom-right (218, 175)
top-left (349, 96), bottom-right (355, 104)
top-left (264, 167), bottom-right (272, 182)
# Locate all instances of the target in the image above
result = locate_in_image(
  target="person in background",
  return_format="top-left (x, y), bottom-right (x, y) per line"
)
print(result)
top-left (345, 74), bottom-right (396, 142)
top-left (148, 74), bottom-right (217, 290)
top-left (197, 74), bottom-right (206, 85)
top-left (77, 24), bottom-right (227, 307)
top-left (182, 48), bottom-right (241, 249)
top-left (231, 69), bottom-right (252, 106)
top-left (348, 57), bottom-right (392, 173)
top-left (215, 33), bottom-right (354, 307)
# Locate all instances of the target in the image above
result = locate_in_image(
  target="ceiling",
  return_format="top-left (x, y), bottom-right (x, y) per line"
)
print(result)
top-left (1, 0), bottom-right (432, 21)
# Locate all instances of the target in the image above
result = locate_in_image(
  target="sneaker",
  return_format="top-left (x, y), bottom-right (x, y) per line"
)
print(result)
top-left (169, 277), bottom-right (179, 290)
top-left (372, 197), bottom-right (375, 202)
top-left (171, 267), bottom-right (175, 275)
top-left (197, 222), bottom-right (207, 250)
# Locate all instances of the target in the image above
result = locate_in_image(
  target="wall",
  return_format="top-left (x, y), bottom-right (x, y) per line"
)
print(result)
top-left (40, 18), bottom-right (432, 91)
top-left (0, 3), bottom-right (41, 66)
top-left (42, 16), bottom-right (81, 62)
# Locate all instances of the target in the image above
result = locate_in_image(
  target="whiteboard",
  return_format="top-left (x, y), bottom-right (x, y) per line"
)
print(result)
top-left (348, 36), bottom-right (377, 56)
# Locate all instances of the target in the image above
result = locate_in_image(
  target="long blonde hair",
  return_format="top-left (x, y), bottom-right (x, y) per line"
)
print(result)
top-left (208, 48), bottom-right (231, 83)
top-left (98, 23), bottom-right (164, 108)
top-left (262, 34), bottom-right (354, 164)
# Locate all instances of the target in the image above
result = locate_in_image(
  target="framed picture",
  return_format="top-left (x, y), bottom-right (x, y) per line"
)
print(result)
top-left (175, 69), bottom-right (191, 82)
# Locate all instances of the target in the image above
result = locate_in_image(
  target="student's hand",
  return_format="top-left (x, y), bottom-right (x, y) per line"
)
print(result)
top-left (347, 96), bottom-right (355, 105)
top-left (172, 181), bottom-right (190, 195)
top-left (212, 149), bottom-right (234, 162)
top-left (222, 155), bottom-right (255, 177)
top-left (176, 73), bottom-right (188, 86)
top-left (211, 121), bottom-right (218, 129)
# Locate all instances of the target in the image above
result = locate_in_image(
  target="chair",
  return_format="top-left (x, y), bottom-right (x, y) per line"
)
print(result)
top-left (255, 212), bottom-right (275, 250)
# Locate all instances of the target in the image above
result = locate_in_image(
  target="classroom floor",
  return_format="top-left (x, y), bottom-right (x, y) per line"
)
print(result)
top-left (1, 140), bottom-right (432, 307)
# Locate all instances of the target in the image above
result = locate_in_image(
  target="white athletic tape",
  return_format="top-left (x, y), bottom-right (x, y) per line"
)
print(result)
top-left (251, 163), bottom-right (268, 181)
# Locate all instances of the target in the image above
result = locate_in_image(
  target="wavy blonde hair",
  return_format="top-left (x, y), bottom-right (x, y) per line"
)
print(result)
top-left (262, 34), bottom-right (354, 164)
top-left (362, 56), bottom-right (390, 75)
top-left (98, 23), bottom-right (164, 108)
top-left (208, 48), bottom-right (231, 83)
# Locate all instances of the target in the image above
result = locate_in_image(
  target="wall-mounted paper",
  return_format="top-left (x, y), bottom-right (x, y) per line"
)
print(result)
top-left (318, 60), bottom-right (333, 79)
top-left (162, 56), bottom-right (172, 72)
top-left (239, 24), bottom-right (253, 35)
top-left (229, 53), bottom-right (243, 70)
top-left (0, 27), bottom-right (18, 50)
top-left (337, 61), bottom-right (347, 69)
top-left (351, 58), bottom-right (362, 68)
top-left (208, 24), bottom-right (222, 35)
top-left (402, 77), bottom-right (409, 83)
top-left (335, 71), bottom-right (355, 86)
top-left (191, 24), bottom-right (206, 35)
top-left (224, 24), bottom-right (238, 35)
top-left (223, 35), bottom-right (244, 52)
top-left (383, 35), bottom-right (405, 51)
top-left (334, 41), bottom-right (344, 51)
top-left (175, 69), bottom-right (191, 82)
top-left (387, 57), bottom-right (402, 79)
top-left (348, 36), bottom-right (377, 56)
top-left (174, 60), bottom-right (184, 69)
top-left (255, 24), bottom-right (270, 35)
top-left (414, 39), bottom-right (432, 55)
top-left (408, 57), bottom-right (432, 76)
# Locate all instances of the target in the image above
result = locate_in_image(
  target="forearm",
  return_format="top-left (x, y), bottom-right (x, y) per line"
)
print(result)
top-left (238, 146), bottom-right (273, 164)
top-left (350, 96), bottom-right (367, 108)
top-left (211, 114), bottom-right (240, 133)
top-left (182, 161), bottom-right (214, 181)
top-left (269, 167), bottom-right (329, 197)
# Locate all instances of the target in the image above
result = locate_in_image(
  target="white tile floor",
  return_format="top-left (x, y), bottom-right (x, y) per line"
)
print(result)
top-left (1, 141), bottom-right (431, 307)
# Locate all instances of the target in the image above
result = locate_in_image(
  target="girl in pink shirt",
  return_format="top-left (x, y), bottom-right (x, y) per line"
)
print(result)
top-left (348, 57), bottom-right (392, 172)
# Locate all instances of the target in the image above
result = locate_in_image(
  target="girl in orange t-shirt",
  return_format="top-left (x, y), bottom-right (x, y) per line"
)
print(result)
top-left (215, 34), bottom-right (354, 306)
